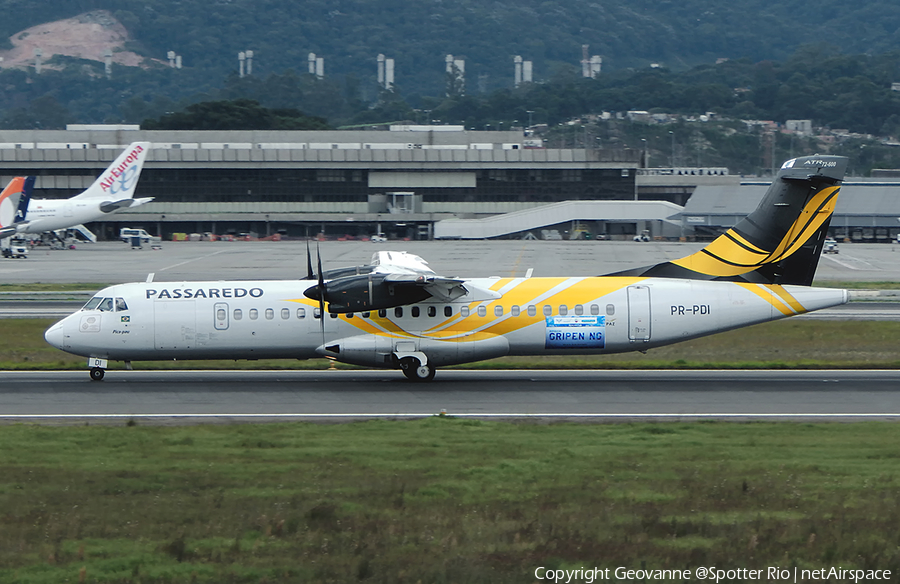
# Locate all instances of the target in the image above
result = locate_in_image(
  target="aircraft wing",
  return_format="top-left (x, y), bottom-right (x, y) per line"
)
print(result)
top-left (383, 273), bottom-right (469, 302)
top-left (305, 250), bottom-right (487, 312)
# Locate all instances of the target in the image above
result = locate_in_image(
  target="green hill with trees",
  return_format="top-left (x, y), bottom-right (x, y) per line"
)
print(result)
top-left (1, 2), bottom-right (900, 173)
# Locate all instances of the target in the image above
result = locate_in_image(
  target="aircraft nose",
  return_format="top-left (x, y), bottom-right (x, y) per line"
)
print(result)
top-left (44, 322), bottom-right (64, 349)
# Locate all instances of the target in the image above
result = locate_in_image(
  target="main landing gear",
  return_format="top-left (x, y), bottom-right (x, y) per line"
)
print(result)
top-left (89, 367), bottom-right (105, 381)
top-left (398, 356), bottom-right (436, 382)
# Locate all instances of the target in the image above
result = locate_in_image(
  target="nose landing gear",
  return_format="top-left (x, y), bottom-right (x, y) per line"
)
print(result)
top-left (87, 357), bottom-right (108, 381)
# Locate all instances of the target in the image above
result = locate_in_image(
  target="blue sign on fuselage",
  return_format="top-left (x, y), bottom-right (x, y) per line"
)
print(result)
top-left (545, 315), bottom-right (605, 349)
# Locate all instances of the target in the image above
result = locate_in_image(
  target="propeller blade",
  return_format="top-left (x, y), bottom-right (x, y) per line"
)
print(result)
top-left (317, 242), bottom-right (326, 341)
top-left (306, 240), bottom-right (314, 280)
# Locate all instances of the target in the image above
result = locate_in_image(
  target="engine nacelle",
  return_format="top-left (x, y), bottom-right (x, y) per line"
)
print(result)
top-left (317, 334), bottom-right (510, 368)
top-left (304, 273), bottom-right (431, 313)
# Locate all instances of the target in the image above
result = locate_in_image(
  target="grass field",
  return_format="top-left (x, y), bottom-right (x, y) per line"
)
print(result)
top-left (5, 318), bottom-right (900, 371)
top-left (0, 420), bottom-right (898, 583)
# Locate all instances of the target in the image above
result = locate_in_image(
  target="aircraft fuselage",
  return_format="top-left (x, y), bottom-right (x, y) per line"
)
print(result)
top-left (44, 277), bottom-right (848, 366)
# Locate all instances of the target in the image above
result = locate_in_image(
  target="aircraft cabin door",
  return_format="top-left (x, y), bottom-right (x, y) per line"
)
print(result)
top-left (214, 302), bottom-right (229, 330)
top-left (627, 285), bottom-right (651, 342)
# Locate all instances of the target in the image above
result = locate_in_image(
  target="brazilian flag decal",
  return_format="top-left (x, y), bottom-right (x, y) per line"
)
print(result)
top-left (121, 316), bottom-right (130, 322)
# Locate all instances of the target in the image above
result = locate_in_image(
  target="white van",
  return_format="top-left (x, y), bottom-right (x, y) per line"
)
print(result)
top-left (120, 228), bottom-right (153, 243)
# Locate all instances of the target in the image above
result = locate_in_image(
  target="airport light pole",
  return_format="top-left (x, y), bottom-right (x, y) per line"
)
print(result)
top-left (669, 131), bottom-right (675, 167)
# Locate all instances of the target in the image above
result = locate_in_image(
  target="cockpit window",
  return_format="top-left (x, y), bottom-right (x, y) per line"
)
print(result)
top-left (98, 298), bottom-right (114, 312)
top-left (83, 297), bottom-right (103, 310)
top-left (115, 298), bottom-right (128, 311)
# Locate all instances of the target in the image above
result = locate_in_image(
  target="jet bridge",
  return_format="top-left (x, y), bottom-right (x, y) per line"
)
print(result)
top-left (433, 200), bottom-right (685, 240)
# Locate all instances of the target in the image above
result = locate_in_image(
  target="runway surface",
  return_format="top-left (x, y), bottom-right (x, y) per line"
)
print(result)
top-left (2, 369), bottom-right (900, 422)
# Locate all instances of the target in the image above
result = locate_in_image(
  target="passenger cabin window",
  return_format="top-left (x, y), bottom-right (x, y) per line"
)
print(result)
top-left (115, 298), bottom-right (128, 311)
top-left (428, 306), bottom-right (436, 317)
top-left (234, 309), bottom-right (243, 320)
top-left (606, 304), bottom-right (615, 316)
top-left (281, 308), bottom-right (290, 320)
top-left (559, 305), bottom-right (568, 316)
top-left (314, 308), bottom-right (321, 319)
top-left (477, 306), bottom-right (486, 317)
top-left (329, 313), bottom-right (338, 319)
top-left (378, 309), bottom-right (386, 318)
top-left (249, 309), bottom-right (258, 320)
top-left (265, 308), bottom-right (274, 320)
top-left (297, 308), bottom-right (306, 319)
top-left (543, 305), bottom-right (552, 316)
top-left (575, 304), bottom-right (584, 316)
top-left (511, 305), bottom-right (520, 317)
top-left (362, 311), bottom-right (370, 318)
top-left (394, 307), bottom-right (403, 318)
top-left (444, 306), bottom-right (453, 317)
top-left (494, 305), bottom-right (503, 317)
top-left (411, 306), bottom-right (420, 317)
top-left (217, 308), bottom-right (226, 321)
top-left (461, 306), bottom-right (470, 317)
top-left (527, 305), bottom-right (536, 317)
top-left (591, 304), bottom-right (600, 316)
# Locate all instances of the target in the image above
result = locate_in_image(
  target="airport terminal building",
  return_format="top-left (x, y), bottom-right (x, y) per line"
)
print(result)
top-left (0, 126), bottom-right (898, 242)
top-left (0, 126), bottom-right (646, 241)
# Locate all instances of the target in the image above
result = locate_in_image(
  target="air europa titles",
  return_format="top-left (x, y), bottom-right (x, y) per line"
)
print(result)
top-left (146, 287), bottom-right (264, 300)
top-left (99, 144), bottom-right (144, 192)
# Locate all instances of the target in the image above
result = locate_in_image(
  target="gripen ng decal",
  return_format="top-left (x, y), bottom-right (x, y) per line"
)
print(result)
top-left (146, 287), bottom-right (264, 300)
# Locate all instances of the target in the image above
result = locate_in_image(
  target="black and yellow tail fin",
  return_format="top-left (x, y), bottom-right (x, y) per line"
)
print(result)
top-left (607, 155), bottom-right (848, 286)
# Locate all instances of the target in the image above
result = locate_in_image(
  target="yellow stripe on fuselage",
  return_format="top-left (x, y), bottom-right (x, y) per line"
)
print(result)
top-left (734, 283), bottom-right (804, 316)
top-left (288, 277), bottom-right (640, 343)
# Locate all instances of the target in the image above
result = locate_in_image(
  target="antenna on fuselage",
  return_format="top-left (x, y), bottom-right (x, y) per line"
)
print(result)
top-left (146, 273), bottom-right (155, 283)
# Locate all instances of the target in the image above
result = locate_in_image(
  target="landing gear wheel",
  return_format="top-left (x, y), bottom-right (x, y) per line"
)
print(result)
top-left (399, 357), bottom-right (436, 382)
top-left (89, 367), bottom-right (105, 381)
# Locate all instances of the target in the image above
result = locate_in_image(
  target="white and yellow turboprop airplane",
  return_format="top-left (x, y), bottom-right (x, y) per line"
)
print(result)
top-left (7, 142), bottom-right (152, 237)
top-left (45, 155), bottom-right (848, 381)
